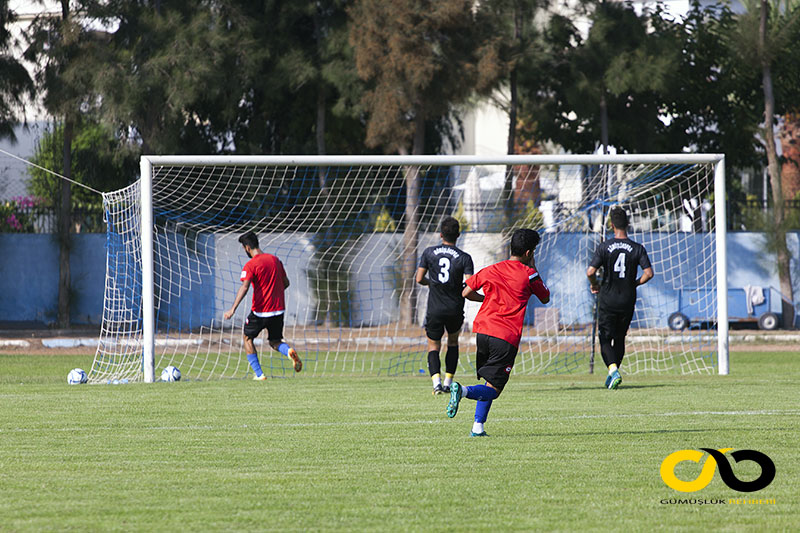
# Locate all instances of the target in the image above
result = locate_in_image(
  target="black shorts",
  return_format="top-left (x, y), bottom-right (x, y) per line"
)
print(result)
top-left (475, 333), bottom-right (518, 391)
top-left (243, 312), bottom-right (284, 343)
top-left (597, 307), bottom-right (634, 341)
top-left (424, 312), bottom-right (464, 341)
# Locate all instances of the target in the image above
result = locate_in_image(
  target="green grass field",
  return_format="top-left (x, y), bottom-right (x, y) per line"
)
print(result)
top-left (1, 351), bottom-right (798, 531)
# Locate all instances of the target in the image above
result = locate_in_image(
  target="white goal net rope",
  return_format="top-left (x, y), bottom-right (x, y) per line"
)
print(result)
top-left (91, 156), bottom-right (722, 382)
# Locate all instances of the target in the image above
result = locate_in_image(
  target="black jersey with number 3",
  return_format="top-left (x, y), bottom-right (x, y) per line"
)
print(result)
top-left (589, 237), bottom-right (651, 311)
top-left (418, 244), bottom-right (474, 316)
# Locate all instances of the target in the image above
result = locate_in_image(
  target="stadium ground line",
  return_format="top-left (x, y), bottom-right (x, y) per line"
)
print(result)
top-left (2, 409), bottom-right (798, 432)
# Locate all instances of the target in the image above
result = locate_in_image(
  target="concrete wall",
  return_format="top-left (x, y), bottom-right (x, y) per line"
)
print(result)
top-left (1, 231), bottom-right (797, 329)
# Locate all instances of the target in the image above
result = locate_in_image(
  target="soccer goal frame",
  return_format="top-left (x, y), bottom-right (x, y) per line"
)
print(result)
top-left (130, 153), bottom-right (728, 382)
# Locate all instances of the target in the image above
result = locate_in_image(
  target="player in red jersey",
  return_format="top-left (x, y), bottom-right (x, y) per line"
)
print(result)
top-left (446, 228), bottom-right (550, 436)
top-left (223, 231), bottom-right (301, 379)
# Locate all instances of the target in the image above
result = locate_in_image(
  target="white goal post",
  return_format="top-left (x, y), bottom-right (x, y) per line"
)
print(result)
top-left (93, 154), bottom-right (728, 383)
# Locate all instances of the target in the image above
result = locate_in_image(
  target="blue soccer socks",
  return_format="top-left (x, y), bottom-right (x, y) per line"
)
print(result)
top-left (276, 343), bottom-right (291, 357)
top-left (464, 384), bottom-right (499, 402)
top-left (471, 399), bottom-right (493, 436)
top-left (246, 353), bottom-right (263, 378)
top-left (447, 383), bottom-right (498, 435)
top-left (474, 399), bottom-right (493, 423)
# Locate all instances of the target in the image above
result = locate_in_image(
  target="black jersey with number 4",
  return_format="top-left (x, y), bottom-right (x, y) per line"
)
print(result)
top-left (589, 237), bottom-right (651, 311)
top-left (418, 244), bottom-right (474, 316)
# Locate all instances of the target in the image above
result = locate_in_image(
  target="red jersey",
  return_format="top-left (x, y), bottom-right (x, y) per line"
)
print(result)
top-left (240, 253), bottom-right (287, 315)
top-left (466, 260), bottom-right (550, 347)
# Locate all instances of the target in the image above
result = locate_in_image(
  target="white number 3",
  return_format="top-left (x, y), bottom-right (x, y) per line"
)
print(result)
top-left (438, 257), bottom-right (451, 283)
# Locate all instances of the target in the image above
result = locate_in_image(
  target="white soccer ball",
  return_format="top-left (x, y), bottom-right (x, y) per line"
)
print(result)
top-left (161, 365), bottom-right (181, 382)
top-left (67, 368), bottom-right (87, 385)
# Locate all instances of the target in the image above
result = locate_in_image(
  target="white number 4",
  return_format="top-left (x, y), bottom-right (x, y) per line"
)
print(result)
top-left (614, 253), bottom-right (626, 279)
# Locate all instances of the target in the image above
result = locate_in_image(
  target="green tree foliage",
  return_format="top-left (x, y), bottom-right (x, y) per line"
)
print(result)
top-left (27, 121), bottom-right (138, 224)
top-left (0, 0), bottom-right (33, 141)
top-left (659, 2), bottom-right (763, 169)
top-left (225, 0), bottom-right (367, 155)
top-left (78, 1), bottom-right (368, 156)
top-left (79, 0), bottom-right (248, 153)
top-left (24, 1), bottom-right (106, 131)
top-left (521, 2), bottom-right (680, 154)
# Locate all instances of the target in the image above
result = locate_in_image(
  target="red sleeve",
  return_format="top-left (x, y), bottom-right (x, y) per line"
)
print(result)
top-left (465, 269), bottom-right (483, 291)
top-left (278, 258), bottom-right (287, 279)
top-left (529, 271), bottom-right (550, 302)
top-left (240, 261), bottom-right (253, 282)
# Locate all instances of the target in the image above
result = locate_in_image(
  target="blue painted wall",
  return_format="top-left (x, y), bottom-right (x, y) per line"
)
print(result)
top-left (0, 231), bottom-right (797, 328)
top-left (0, 233), bottom-right (106, 325)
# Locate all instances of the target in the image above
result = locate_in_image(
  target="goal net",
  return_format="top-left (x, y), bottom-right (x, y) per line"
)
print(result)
top-left (90, 155), bottom-right (727, 383)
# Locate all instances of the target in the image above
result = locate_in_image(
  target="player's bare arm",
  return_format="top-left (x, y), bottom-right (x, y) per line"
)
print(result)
top-left (637, 267), bottom-right (654, 286)
top-left (284, 275), bottom-right (290, 289)
top-left (223, 279), bottom-right (251, 319)
top-left (586, 266), bottom-right (600, 294)
top-left (415, 267), bottom-right (429, 286)
top-left (462, 284), bottom-right (484, 302)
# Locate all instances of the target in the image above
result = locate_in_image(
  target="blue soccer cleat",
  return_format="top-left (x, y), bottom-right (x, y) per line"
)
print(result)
top-left (604, 374), bottom-right (612, 388)
top-left (470, 431), bottom-right (489, 437)
top-left (609, 370), bottom-right (622, 390)
top-left (446, 382), bottom-right (463, 418)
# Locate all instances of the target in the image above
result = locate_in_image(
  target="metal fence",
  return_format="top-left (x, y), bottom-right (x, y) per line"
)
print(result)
top-left (727, 199), bottom-right (800, 231)
top-left (0, 199), bottom-right (105, 233)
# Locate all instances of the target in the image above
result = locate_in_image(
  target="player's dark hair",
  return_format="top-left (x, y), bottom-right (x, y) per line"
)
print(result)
top-left (440, 216), bottom-right (460, 243)
top-left (510, 228), bottom-right (540, 257)
top-left (610, 207), bottom-right (629, 230)
top-left (238, 231), bottom-right (259, 249)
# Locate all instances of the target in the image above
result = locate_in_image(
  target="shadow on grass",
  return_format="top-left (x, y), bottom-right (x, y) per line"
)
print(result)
top-left (550, 383), bottom-right (674, 391)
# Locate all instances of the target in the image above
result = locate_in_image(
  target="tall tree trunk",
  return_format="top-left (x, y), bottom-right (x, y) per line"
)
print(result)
top-left (316, 82), bottom-right (328, 191)
top-left (504, 5), bottom-right (522, 226)
top-left (314, 7), bottom-right (327, 190)
top-left (58, 117), bottom-right (73, 328)
top-left (599, 91), bottom-right (609, 153)
top-left (399, 106), bottom-right (424, 325)
top-left (760, 0), bottom-right (794, 328)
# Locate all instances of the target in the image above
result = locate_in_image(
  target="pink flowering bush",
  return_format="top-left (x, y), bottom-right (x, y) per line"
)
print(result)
top-left (0, 196), bottom-right (49, 233)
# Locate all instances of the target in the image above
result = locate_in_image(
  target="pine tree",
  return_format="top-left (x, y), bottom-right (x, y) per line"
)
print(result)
top-left (0, 1), bottom-right (33, 141)
top-left (350, 0), bottom-right (502, 323)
